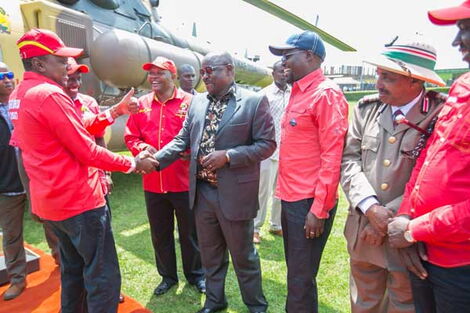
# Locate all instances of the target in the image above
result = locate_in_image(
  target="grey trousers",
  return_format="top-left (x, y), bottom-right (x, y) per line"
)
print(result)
top-left (0, 193), bottom-right (27, 284)
top-left (254, 158), bottom-right (281, 233)
top-left (194, 181), bottom-right (268, 312)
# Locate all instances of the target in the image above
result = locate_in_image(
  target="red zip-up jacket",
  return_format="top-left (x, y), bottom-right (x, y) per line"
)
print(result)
top-left (125, 88), bottom-right (191, 193)
top-left (398, 72), bottom-right (470, 268)
top-left (14, 72), bottom-right (133, 221)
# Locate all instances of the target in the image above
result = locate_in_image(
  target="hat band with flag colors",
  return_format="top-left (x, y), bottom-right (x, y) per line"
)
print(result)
top-left (364, 36), bottom-right (445, 86)
top-left (16, 28), bottom-right (83, 59)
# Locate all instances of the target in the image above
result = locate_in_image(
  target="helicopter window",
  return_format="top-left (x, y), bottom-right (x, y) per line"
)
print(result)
top-left (89, 0), bottom-right (119, 10)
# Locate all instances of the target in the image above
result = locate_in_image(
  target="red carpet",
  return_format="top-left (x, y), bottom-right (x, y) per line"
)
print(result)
top-left (0, 244), bottom-right (151, 313)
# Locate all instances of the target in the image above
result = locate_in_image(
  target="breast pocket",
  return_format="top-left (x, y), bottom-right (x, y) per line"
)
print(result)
top-left (289, 109), bottom-right (314, 130)
top-left (361, 135), bottom-right (380, 173)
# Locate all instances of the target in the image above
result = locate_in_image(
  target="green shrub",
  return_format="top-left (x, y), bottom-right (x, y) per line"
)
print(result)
top-left (344, 87), bottom-right (450, 102)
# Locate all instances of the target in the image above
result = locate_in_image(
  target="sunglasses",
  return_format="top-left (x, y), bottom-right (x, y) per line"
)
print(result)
top-left (0, 71), bottom-right (14, 80)
top-left (199, 64), bottom-right (228, 76)
top-left (281, 50), bottom-right (305, 62)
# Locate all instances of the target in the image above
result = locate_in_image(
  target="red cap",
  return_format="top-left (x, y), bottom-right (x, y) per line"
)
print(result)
top-left (142, 56), bottom-right (177, 74)
top-left (428, 1), bottom-right (470, 25)
top-left (67, 57), bottom-right (89, 75)
top-left (16, 28), bottom-right (83, 59)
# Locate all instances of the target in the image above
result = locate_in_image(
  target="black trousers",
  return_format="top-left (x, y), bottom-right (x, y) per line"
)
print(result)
top-left (46, 206), bottom-right (120, 313)
top-left (194, 181), bottom-right (268, 312)
top-left (410, 262), bottom-right (470, 313)
top-left (144, 191), bottom-right (203, 284)
top-left (281, 198), bottom-right (337, 313)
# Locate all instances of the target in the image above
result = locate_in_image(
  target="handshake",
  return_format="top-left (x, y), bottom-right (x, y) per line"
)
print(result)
top-left (133, 150), bottom-right (159, 174)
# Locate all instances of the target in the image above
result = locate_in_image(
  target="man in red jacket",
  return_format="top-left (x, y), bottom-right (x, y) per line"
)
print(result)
top-left (125, 56), bottom-right (205, 296)
top-left (13, 28), bottom-right (156, 313)
top-left (388, 2), bottom-right (470, 312)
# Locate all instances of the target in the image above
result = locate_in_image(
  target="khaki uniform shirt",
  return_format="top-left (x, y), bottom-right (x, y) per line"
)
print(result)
top-left (341, 90), bottom-right (446, 268)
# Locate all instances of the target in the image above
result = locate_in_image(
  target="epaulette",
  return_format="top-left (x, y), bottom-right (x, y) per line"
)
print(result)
top-left (358, 93), bottom-right (381, 107)
top-left (425, 90), bottom-right (448, 103)
top-left (422, 90), bottom-right (448, 114)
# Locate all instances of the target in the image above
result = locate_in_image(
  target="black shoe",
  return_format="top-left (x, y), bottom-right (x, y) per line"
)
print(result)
top-left (195, 305), bottom-right (227, 313)
top-left (193, 279), bottom-right (206, 293)
top-left (153, 280), bottom-right (177, 296)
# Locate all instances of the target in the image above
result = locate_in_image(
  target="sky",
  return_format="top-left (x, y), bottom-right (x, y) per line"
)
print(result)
top-left (158, 0), bottom-right (467, 70)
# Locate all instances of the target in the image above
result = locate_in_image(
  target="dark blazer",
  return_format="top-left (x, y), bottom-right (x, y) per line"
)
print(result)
top-left (155, 85), bottom-right (276, 221)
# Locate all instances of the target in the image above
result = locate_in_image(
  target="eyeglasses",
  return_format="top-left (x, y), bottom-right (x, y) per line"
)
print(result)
top-left (281, 50), bottom-right (305, 62)
top-left (0, 72), bottom-right (14, 80)
top-left (199, 64), bottom-right (228, 76)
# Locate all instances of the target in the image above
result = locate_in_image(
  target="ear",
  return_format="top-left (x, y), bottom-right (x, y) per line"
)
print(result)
top-left (226, 63), bottom-right (234, 74)
top-left (171, 72), bottom-right (177, 80)
top-left (31, 57), bottom-right (43, 73)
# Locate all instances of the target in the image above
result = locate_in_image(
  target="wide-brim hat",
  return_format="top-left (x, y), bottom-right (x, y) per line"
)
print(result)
top-left (428, 0), bottom-right (470, 25)
top-left (364, 37), bottom-right (445, 86)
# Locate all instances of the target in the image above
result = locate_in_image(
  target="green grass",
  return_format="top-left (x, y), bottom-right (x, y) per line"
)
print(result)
top-left (23, 101), bottom-right (359, 313)
top-left (23, 173), bottom-right (351, 313)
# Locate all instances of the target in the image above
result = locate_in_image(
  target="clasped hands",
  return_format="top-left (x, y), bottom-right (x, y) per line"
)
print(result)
top-left (362, 205), bottom-right (412, 248)
top-left (134, 150), bottom-right (159, 175)
top-left (362, 205), bottom-right (428, 280)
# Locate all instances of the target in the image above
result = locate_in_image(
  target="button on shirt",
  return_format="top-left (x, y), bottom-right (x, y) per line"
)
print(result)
top-left (357, 91), bottom-right (423, 213)
top-left (125, 88), bottom-right (192, 193)
top-left (13, 72), bottom-right (133, 221)
top-left (276, 69), bottom-right (349, 218)
top-left (398, 72), bottom-right (470, 267)
top-left (259, 82), bottom-right (291, 160)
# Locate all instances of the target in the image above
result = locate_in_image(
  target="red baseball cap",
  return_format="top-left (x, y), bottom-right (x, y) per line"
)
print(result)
top-left (142, 56), bottom-right (177, 74)
top-left (428, 1), bottom-right (470, 25)
top-left (16, 28), bottom-right (83, 59)
top-left (67, 57), bottom-right (89, 75)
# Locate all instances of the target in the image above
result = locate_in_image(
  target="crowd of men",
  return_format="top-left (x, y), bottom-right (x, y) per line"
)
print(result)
top-left (0, 1), bottom-right (469, 313)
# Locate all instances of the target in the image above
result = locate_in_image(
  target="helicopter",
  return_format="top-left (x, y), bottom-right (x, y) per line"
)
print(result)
top-left (0, 0), bottom-right (355, 150)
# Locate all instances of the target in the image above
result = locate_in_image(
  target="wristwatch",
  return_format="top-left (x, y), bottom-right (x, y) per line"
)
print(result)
top-left (404, 229), bottom-right (416, 243)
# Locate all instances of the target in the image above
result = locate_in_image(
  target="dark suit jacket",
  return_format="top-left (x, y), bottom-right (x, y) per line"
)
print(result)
top-left (155, 85), bottom-right (276, 221)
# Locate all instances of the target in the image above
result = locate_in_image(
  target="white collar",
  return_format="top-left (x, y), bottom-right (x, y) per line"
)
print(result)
top-left (391, 90), bottom-right (423, 116)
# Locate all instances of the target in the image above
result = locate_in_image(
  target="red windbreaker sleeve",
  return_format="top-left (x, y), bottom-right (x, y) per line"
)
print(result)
top-left (43, 93), bottom-right (132, 172)
top-left (410, 199), bottom-right (470, 243)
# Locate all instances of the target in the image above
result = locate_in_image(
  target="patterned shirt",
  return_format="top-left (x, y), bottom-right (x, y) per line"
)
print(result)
top-left (197, 85), bottom-right (235, 185)
top-left (259, 82), bottom-right (291, 160)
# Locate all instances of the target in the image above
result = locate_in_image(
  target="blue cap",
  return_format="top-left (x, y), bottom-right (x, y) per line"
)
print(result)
top-left (269, 31), bottom-right (326, 61)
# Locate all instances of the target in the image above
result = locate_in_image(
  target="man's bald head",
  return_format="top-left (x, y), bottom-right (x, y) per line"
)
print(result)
top-left (201, 51), bottom-right (235, 98)
top-left (203, 51), bottom-right (234, 67)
